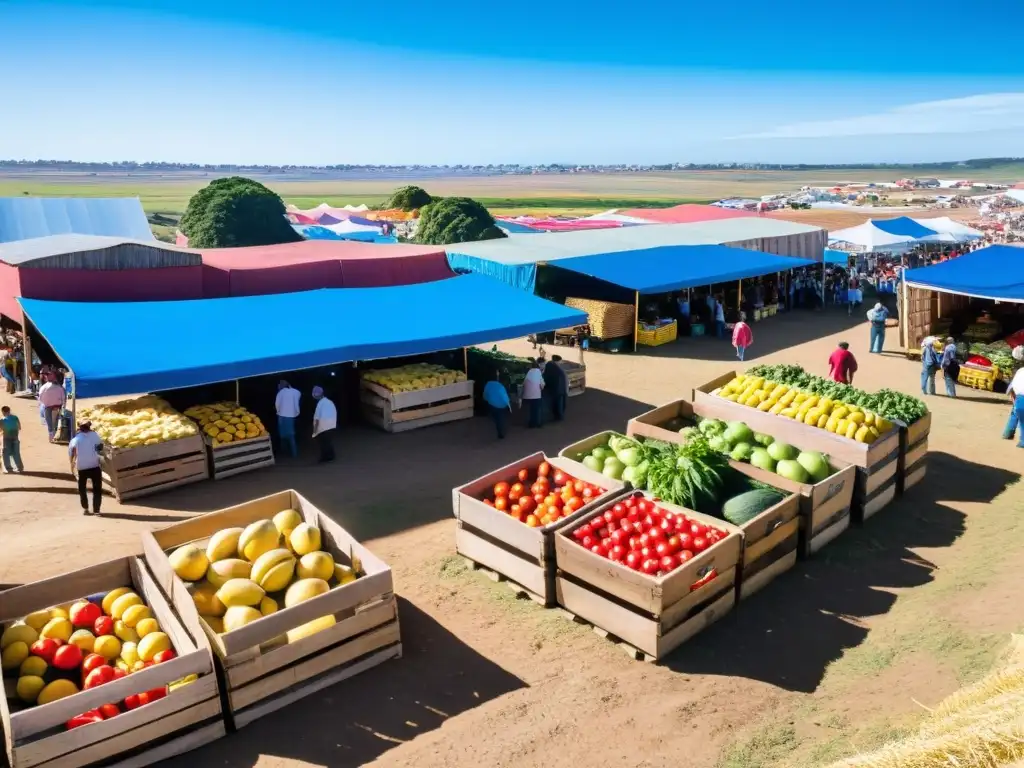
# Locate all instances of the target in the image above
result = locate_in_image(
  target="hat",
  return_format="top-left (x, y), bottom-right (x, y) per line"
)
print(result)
top-left (78, 420), bottom-right (92, 430)
top-left (874, 302), bottom-right (883, 310)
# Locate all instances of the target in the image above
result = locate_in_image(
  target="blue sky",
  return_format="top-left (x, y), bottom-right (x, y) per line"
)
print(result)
top-left (2, 0), bottom-right (1024, 165)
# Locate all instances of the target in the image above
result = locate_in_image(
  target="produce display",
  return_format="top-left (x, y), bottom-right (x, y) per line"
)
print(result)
top-left (967, 341), bottom-right (1020, 373)
top-left (721, 369), bottom-right (907, 438)
top-left (0, 588), bottom-right (195, 730)
top-left (362, 363), bottom-right (467, 392)
top-left (185, 401), bottom-right (267, 445)
top-left (568, 495), bottom-right (730, 577)
top-left (467, 347), bottom-right (531, 391)
top-left (480, 460), bottom-right (607, 528)
top-left (79, 396), bottom-right (198, 450)
top-left (167, 510), bottom-right (361, 640)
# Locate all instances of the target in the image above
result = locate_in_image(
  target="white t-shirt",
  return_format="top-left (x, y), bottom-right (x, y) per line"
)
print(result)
top-left (1009, 368), bottom-right (1024, 398)
top-left (69, 430), bottom-right (104, 471)
top-left (39, 382), bottom-right (65, 408)
top-left (522, 368), bottom-right (544, 400)
top-left (275, 387), bottom-right (301, 418)
top-left (313, 397), bottom-right (337, 436)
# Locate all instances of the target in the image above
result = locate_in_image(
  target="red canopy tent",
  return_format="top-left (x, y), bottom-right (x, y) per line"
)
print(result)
top-left (615, 204), bottom-right (759, 224)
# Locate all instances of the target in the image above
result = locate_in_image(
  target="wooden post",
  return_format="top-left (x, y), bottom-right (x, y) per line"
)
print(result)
top-left (463, 347), bottom-right (469, 374)
top-left (900, 278), bottom-right (909, 354)
top-left (70, 372), bottom-right (77, 437)
top-left (633, 291), bottom-right (640, 352)
top-left (737, 279), bottom-right (742, 314)
top-left (21, 322), bottom-right (32, 392)
top-left (235, 379), bottom-right (240, 404)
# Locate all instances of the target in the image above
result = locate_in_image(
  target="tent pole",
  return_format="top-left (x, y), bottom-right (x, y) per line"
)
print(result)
top-left (633, 291), bottom-right (639, 353)
top-left (463, 347), bottom-right (469, 374)
top-left (737, 279), bottom-right (742, 315)
top-left (21, 313), bottom-right (32, 392)
top-left (235, 379), bottom-right (240, 404)
top-left (70, 372), bottom-right (76, 439)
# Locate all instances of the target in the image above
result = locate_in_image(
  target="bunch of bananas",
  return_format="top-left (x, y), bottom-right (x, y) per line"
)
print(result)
top-left (362, 363), bottom-right (467, 393)
top-left (185, 402), bottom-right (266, 446)
top-left (718, 375), bottom-right (894, 444)
top-left (81, 396), bottom-right (198, 449)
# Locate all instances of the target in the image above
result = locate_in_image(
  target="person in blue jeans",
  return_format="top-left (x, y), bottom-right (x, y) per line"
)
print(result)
top-left (482, 372), bottom-right (511, 439)
top-left (1, 406), bottom-right (24, 473)
top-left (921, 340), bottom-right (941, 395)
top-left (940, 337), bottom-right (959, 397)
top-left (274, 380), bottom-right (301, 457)
top-left (1003, 362), bottom-right (1024, 448)
top-left (866, 302), bottom-right (888, 354)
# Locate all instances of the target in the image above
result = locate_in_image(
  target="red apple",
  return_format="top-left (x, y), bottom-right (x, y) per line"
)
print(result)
top-left (93, 616), bottom-right (114, 637)
top-left (82, 653), bottom-right (108, 675)
top-left (84, 665), bottom-right (116, 689)
top-left (30, 638), bottom-right (62, 663)
top-left (70, 601), bottom-right (102, 629)
top-left (53, 644), bottom-right (83, 671)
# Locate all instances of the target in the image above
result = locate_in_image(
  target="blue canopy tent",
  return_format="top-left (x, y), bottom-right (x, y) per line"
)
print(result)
top-left (19, 273), bottom-right (587, 400)
top-left (903, 244), bottom-right (1024, 303)
top-left (871, 217), bottom-right (938, 239)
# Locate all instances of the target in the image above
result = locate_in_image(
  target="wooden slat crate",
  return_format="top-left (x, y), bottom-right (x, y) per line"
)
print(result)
top-left (452, 453), bottom-right (626, 606)
top-left (564, 297), bottom-right (635, 340)
top-left (553, 491), bottom-right (742, 661)
top-left (693, 371), bottom-right (901, 525)
top-left (897, 412), bottom-right (930, 494)
top-left (556, 360), bottom-right (587, 397)
top-left (626, 399), bottom-right (857, 558)
top-left (100, 434), bottom-right (209, 502)
top-left (205, 434), bottom-right (275, 480)
top-left (557, 431), bottom-right (625, 463)
top-left (141, 490), bottom-right (401, 731)
top-left (0, 558), bottom-right (223, 768)
top-left (359, 379), bottom-right (474, 433)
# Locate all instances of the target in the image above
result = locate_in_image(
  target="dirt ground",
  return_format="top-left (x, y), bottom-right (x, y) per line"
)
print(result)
top-left (2, 307), bottom-right (1022, 768)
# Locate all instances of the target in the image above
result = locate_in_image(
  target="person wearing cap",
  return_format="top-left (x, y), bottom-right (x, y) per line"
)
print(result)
top-left (274, 380), bottom-right (301, 458)
top-left (69, 420), bottom-right (104, 515)
top-left (311, 386), bottom-right (337, 463)
top-left (1001, 346), bottom-right (1024, 448)
top-left (940, 337), bottom-right (960, 397)
top-left (866, 302), bottom-right (889, 354)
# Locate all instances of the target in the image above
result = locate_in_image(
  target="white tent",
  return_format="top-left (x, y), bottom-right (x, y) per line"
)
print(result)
top-left (910, 217), bottom-right (983, 243)
top-left (583, 210), bottom-right (653, 224)
top-left (827, 222), bottom-right (915, 252)
top-left (323, 219), bottom-right (382, 236)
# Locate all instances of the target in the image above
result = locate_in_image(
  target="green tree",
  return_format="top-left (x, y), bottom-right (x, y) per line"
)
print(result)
top-left (180, 176), bottom-right (301, 248)
top-left (385, 185), bottom-right (433, 211)
top-left (415, 197), bottom-right (507, 245)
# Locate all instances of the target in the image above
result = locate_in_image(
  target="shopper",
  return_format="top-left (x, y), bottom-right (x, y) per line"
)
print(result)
top-left (0, 348), bottom-right (15, 394)
top-left (731, 313), bottom-right (753, 361)
top-left (543, 355), bottom-right (569, 421)
top-left (866, 302), bottom-right (888, 354)
top-left (482, 371), bottom-right (511, 439)
top-left (940, 337), bottom-right (959, 397)
top-left (827, 341), bottom-right (858, 384)
top-left (1, 405), bottom-right (23, 474)
top-left (1001, 347), bottom-right (1024, 447)
top-left (522, 359), bottom-right (545, 428)
top-left (274, 379), bottom-right (301, 457)
top-left (68, 420), bottom-right (104, 515)
top-left (311, 386), bottom-right (336, 463)
top-left (714, 297), bottom-right (726, 339)
top-left (38, 374), bottom-right (66, 442)
top-left (921, 338), bottom-right (941, 395)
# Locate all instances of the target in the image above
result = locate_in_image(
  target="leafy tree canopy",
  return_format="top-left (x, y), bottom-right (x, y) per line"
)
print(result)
top-left (180, 176), bottom-right (301, 248)
top-left (415, 197), bottom-right (507, 245)
top-left (385, 185), bottom-right (433, 211)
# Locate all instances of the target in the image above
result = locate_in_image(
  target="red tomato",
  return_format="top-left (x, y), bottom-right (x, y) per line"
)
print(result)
top-left (598, 540), bottom-right (612, 556)
top-left (493, 482), bottom-right (510, 498)
top-left (625, 552), bottom-right (642, 570)
top-left (659, 519), bottom-right (673, 533)
top-left (649, 527), bottom-right (666, 543)
top-left (601, 510), bottom-right (614, 525)
top-left (581, 535), bottom-right (595, 549)
top-left (626, 508), bottom-right (641, 523)
top-left (517, 468), bottom-right (530, 483)
top-left (123, 694), bottom-right (141, 711)
top-left (692, 536), bottom-right (708, 552)
top-left (590, 545), bottom-right (604, 556)
top-left (678, 533), bottom-right (693, 550)
top-left (82, 653), bottom-right (108, 675)
top-left (582, 487), bottom-right (595, 500)
top-left (628, 537), bottom-right (642, 551)
top-left (99, 703), bottom-right (120, 719)
top-left (674, 516), bottom-right (690, 533)
top-left (641, 546), bottom-right (656, 561)
top-left (53, 644), bottom-right (83, 671)
top-left (29, 638), bottom-right (60, 664)
top-left (577, 522), bottom-right (593, 538)
top-left (84, 665), bottom-right (116, 689)
top-left (690, 522), bottom-right (708, 537)
top-left (666, 535), bottom-right (682, 553)
top-left (519, 496), bottom-right (536, 514)
top-left (655, 541), bottom-right (670, 557)
top-left (679, 550), bottom-right (694, 562)
top-left (483, 498), bottom-right (495, 507)
top-left (639, 532), bottom-right (651, 548)
top-left (93, 615), bottom-right (114, 637)
top-left (508, 488), bottom-right (522, 502)
top-left (153, 650), bottom-right (177, 664)
top-left (625, 496), bottom-right (637, 508)
top-left (706, 531), bottom-right (721, 544)
top-left (574, 480), bottom-right (585, 493)
top-left (611, 503), bottom-right (627, 519)
top-left (530, 482), bottom-right (548, 496)
top-left (553, 470), bottom-right (567, 486)
top-left (494, 497), bottom-right (509, 512)
top-left (660, 554), bottom-right (679, 572)
top-left (66, 710), bottom-right (104, 730)
top-left (641, 559), bottom-right (659, 575)
top-left (609, 544), bottom-right (626, 561)
top-left (533, 493), bottom-right (546, 505)
top-left (538, 461), bottom-right (551, 477)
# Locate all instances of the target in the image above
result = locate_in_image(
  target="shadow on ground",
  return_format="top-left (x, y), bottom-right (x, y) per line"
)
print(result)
top-left (161, 598), bottom-right (527, 768)
top-left (663, 451), bottom-right (1019, 693)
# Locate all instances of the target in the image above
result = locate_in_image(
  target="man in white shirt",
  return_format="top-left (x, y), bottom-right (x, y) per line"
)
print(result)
top-left (1002, 350), bottom-right (1024, 448)
top-left (69, 421), bottom-right (104, 514)
top-left (521, 359), bottom-right (545, 428)
top-left (311, 386), bottom-right (337, 463)
top-left (274, 380), bottom-right (301, 457)
top-left (38, 377), bottom-right (66, 442)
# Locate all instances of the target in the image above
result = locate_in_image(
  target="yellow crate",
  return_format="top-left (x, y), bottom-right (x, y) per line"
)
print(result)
top-left (959, 365), bottom-right (999, 391)
top-left (636, 321), bottom-right (678, 347)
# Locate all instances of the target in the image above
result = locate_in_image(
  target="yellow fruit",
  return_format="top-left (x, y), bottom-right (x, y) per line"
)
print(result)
top-left (20, 655), bottom-right (47, 678)
top-left (37, 679), bottom-right (78, 705)
top-left (273, 509), bottom-right (303, 537)
top-left (724, 393), bottom-right (739, 402)
top-left (115, 659), bottom-right (130, 673)
top-left (251, 548), bottom-right (296, 585)
top-left (286, 615), bottom-right (336, 644)
top-left (780, 407), bottom-right (798, 419)
top-left (1, 624), bottom-right (38, 650)
top-left (216, 579), bottom-right (265, 608)
top-left (260, 561), bottom-right (296, 593)
top-left (2, 641), bottom-right (29, 671)
top-left (284, 578), bottom-right (330, 608)
top-left (120, 641), bottom-right (140, 667)
top-left (135, 618), bottom-right (160, 638)
top-left (121, 604), bottom-right (152, 628)
top-left (222, 606), bottom-right (262, 632)
top-left (818, 398), bottom-right (834, 413)
top-left (202, 616), bottom-right (224, 634)
top-left (102, 587), bottom-right (134, 615)
top-left (169, 544), bottom-right (209, 582)
top-left (876, 417), bottom-right (892, 433)
top-left (169, 673), bottom-right (199, 692)
top-left (24, 610), bottom-right (52, 632)
top-left (769, 403), bottom-right (785, 415)
top-left (40, 617), bottom-right (73, 643)
top-left (854, 426), bottom-right (874, 443)
top-left (804, 396), bottom-right (819, 408)
top-left (847, 411), bottom-right (865, 424)
top-left (793, 393), bottom-right (808, 404)
top-left (138, 631), bottom-right (171, 662)
top-left (757, 400), bottom-right (773, 412)
top-left (334, 564), bottom-right (357, 585)
top-left (289, 523), bottom-right (321, 556)
top-left (862, 411), bottom-right (876, 427)
top-left (779, 391), bottom-right (797, 406)
top-left (17, 675), bottom-right (46, 704)
top-left (825, 417), bottom-right (839, 433)
top-left (816, 413), bottom-right (829, 429)
top-left (844, 422), bottom-right (859, 440)
top-left (49, 606), bottom-right (70, 620)
top-left (804, 409), bottom-right (821, 425)
top-left (239, 520), bottom-right (280, 562)
top-left (114, 621), bottom-right (140, 644)
top-left (207, 559), bottom-right (252, 589)
top-left (110, 593), bottom-right (143, 620)
top-left (868, 425), bottom-right (881, 439)
top-left (832, 406), bottom-right (849, 421)
top-left (190, 584), bottom-right (226, 617)
top-left (68, 629), bottom-right (95, 653)
top-left (206, 527), bottom-right (245, 562)
top-left (297, 552), bottom-right (335, 581)
top-left (94, 635), bottom-right (121, 659)
top-left (259, 596), bottom-right (278, 616)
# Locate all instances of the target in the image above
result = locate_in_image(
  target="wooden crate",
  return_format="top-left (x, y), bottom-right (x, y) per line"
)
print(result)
top-left (553, 492), bottom-right (742, 661)
top-left (141, 490), bottom-right (401, 731)
top-left (452, 453), bottom-right (626, 606)
top-left (693, 371), bottom-right (901, 524)
top-left (0, 558), bottom-right (223, 768)
top-left (564, 297), bottom-right (635, 340)
top-left (899, 412), bottom-right (930, 494)
top-left (627, 399), bottom-right (857, 558)
top-left (101, 434), bottom-right (209, 502)
top-left (556, 360), bottom-right (586, 397)
top-left (557, 431), bottom-right (624, 463)
top-left (359, 379), bottom-right (474, 433)
top-left (205, 434), bottom-right (275, 480)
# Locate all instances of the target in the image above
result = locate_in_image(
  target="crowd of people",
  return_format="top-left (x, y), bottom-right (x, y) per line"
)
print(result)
top-left (482, 355), bottom-right (569, 439)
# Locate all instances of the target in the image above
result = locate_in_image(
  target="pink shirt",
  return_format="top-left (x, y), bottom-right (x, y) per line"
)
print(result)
top-left (38, 382), bottom-right (65, 408)
top-left (732, 322), bottom-right (753, 348)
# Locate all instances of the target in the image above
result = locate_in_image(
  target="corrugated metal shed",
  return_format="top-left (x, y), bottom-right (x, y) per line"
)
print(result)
top-left (0, 234), bottom-right (200, 269)
top-left (0, 197), bottom-right (155, 243)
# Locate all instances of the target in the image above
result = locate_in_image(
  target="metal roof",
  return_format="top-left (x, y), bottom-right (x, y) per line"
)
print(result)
top-left (0, 234), bottom-right (199, 268)
top-left (0, 197), bottom-right (155, 243)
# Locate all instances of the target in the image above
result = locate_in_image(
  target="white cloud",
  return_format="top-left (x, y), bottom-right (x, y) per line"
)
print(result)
top-left (729, 92), bottom-right (1024, 140)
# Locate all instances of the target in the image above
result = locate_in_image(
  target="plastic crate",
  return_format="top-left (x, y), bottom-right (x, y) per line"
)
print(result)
top-left (636, 321), bottom-right (678, 347)
top-left (958, 365), bottom-right (999, 391)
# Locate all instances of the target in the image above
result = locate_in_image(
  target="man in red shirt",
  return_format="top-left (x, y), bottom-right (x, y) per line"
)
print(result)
top-left (828, 341), bottom-right (858, 384)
